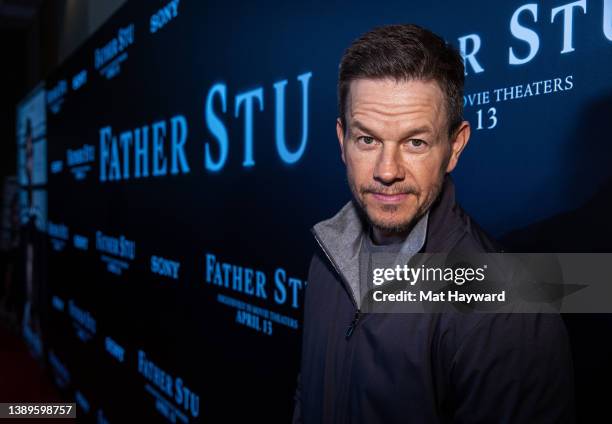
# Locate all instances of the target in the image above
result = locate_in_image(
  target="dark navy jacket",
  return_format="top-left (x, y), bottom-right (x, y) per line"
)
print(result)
top-left (292, 176), bottom-right (574, 423)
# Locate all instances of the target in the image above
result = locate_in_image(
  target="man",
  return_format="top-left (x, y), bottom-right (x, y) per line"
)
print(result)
top-left (292, 24), bottom-right (574, 423)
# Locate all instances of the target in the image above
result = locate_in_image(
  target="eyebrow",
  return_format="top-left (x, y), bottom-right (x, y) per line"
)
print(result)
top-left (349, 120), bottom-right (433, 139)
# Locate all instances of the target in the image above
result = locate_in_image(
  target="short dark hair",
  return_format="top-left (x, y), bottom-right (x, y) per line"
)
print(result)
top-left (338, 24), bottom-right (465, 138)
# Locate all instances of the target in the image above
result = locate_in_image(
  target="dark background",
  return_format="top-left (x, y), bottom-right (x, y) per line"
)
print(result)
top-left (1, 0), bottom-right (612, 422)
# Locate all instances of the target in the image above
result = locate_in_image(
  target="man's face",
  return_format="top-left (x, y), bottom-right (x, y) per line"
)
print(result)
top-left (337, 78), bottom-right (469, 238)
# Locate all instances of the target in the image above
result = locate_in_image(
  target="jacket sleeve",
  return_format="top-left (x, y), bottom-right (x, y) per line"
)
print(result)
top-left (448, 313), bottom-right (575, 423)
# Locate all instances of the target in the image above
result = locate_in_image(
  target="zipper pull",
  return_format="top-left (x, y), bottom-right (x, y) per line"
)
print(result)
top-left (345, 309), bottom-right (362, 339)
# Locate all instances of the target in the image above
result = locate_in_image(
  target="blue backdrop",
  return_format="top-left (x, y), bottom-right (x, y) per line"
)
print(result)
top-left (40, 0), bottom-right (612, 422)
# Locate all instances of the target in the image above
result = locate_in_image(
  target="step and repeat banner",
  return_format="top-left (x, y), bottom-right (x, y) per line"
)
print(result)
top-left (40, 0), bottom-right (611, 422)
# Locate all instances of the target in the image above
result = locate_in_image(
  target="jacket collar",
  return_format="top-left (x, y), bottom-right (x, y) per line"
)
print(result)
top-left (311, 174), bottom-right (464, 306)
top-left (311, 198), bottom-right (365, 306)
top-left (311, 174), bottom-right (466, 305)
top-left (421, 174), bottom-right (467, 252)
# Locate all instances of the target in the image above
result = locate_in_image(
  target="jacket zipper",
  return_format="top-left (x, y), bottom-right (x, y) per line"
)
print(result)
top-left (311, 231), bottom-right (365, 335)
top-left (345, 309), bottom-right (361, 339)
top-left (311, 228), bottom-right (366, 424)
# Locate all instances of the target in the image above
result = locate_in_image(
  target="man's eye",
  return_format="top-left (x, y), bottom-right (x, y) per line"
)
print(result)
top-left (407, 139), bottom-right (427, 148)
top-left (358, 136), bottom-right (376, 145)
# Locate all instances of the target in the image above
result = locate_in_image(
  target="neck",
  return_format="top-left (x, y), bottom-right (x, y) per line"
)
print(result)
top-left (370, 226), bottom-right (410, 246)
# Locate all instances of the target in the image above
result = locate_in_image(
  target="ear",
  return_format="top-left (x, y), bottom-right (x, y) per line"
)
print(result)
top-left (336, 117), bottom-right (346, 164)
top-left (446, 120), bottom-right (470, 173)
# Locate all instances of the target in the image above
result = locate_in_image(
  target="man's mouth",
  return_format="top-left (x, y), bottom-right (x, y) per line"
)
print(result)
top-left (369, 192), bottom-right (409, 204)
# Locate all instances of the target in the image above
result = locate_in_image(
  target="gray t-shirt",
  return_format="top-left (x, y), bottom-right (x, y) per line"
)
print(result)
top-left (358, 212), bottom-right (429, 310)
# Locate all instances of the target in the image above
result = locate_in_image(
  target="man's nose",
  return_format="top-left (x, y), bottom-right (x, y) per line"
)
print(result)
top-left (373, 144), bottom-right (404, 185)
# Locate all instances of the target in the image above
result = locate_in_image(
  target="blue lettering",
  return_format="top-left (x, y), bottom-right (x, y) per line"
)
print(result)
top-left (235, 87), bottom-right (264, 167)
top-left (204, 83), bottom-right (229, 172)
top-left (99, 127), bottom-right (112, 181)
top-left (152, 121), bottom-right (168, 176)
top-left (170, 115), bottom-right (190, 174)
top-left (274, 268), bottom-right (287, 305)
top-left (134, 127), bottom-right (149, 178)
top-left (274, 72), bottom-right (312, 164)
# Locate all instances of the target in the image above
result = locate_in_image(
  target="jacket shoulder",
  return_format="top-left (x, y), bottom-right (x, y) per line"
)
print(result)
top-left (452, 204), bottom-right (505, 253)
